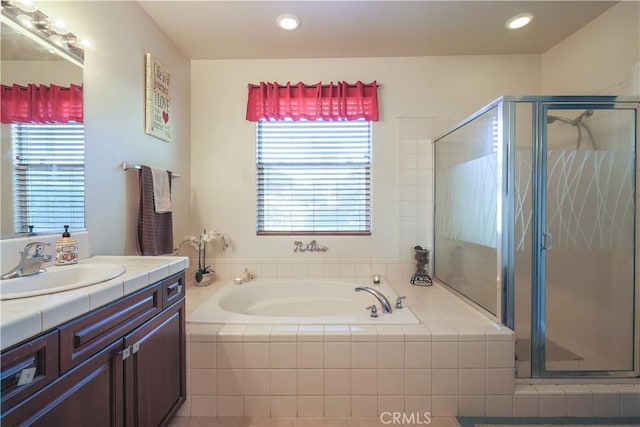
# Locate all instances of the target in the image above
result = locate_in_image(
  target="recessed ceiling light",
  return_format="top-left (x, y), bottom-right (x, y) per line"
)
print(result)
top-left (277, 13), bottom-right (300, 31)
top-left (506, 13), bottom-right (534, 30)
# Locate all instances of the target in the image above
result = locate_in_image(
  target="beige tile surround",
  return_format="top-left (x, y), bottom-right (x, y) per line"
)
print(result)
top-left (178, 279), bottom-right (639, 421)
top-left (180, 281), bottom-right (515, 419)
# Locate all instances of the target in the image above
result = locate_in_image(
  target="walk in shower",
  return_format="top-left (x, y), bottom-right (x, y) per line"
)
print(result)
top-left (433, 96), bottom-right (639, 378)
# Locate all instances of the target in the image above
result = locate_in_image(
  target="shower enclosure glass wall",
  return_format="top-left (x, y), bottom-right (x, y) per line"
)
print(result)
top-left (433, 96), bottom-right (639, 378)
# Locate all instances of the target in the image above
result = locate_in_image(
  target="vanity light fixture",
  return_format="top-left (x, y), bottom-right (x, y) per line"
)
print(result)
top-left (7, 0), bottom-right (37, 13)
top-left (505, 13), bottom-right (534, 30)
top-left (276, 13), bottom-right (301, 31)
top-left (1, 0), bottom-right (85, 67)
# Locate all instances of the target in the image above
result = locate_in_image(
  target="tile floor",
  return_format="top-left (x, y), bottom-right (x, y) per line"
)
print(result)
top-left (476, 425), bottom-right (636, 427)
top-left (168, 416), bottom-right (640, 426)
top-left (168, 416), bottom-right (461, 426)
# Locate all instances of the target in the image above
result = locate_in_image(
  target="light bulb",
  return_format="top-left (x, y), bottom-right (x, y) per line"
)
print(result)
top-left (50, 18), bottom-right (69, 34)
top-left (505, 13), bottom-right (533, 30)
top-left (16, 13), bottom-right (33, 28)
top-left (10, 0), bottom-right (37, 13)
top-left (276, 13), bottom-right (300, 31)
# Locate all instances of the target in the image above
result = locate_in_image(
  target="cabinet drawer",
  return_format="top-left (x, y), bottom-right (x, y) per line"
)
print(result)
top-left (162, 272), bottom-right (185, 308)
top-left (59, 283), bottom-right (163, 373)
top-left (0, 330), bottom-right (58, 411)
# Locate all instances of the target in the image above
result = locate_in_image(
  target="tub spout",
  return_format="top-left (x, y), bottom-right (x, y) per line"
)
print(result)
top-left (355, 286), bottom-right (392, 314)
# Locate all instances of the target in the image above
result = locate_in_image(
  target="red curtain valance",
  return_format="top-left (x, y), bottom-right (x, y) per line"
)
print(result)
top-left (246, 81), bottom-right (379, 122)
top-left (1, 83), bottom-right (83, 124)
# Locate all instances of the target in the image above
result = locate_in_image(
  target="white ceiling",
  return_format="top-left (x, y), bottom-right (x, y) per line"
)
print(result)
top-left (138, 1), bottom-right (618, 60)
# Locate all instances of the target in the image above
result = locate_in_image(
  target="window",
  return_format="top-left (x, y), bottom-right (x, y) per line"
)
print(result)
top-left (12, 122), bottom-right (85, 233)
top-left (257, 119), bottom-right (371, 235)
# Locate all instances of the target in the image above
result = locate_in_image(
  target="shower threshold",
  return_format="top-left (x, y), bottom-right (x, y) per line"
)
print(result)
top-left (516, 339), bottom-right (583, 363)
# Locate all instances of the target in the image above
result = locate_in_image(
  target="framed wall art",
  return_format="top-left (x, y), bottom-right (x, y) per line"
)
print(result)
top-left (145, 53), bottom-right (171, 142)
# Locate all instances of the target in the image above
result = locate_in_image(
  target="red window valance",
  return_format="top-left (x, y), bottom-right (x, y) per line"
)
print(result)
top-left (246, 81), bottom-right (379, 122)
top-left (1, 83), bottom-right (83, 124)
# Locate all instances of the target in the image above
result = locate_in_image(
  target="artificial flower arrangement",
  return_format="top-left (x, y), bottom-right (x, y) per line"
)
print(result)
top-left (174, 229), bottom-right (231, 284)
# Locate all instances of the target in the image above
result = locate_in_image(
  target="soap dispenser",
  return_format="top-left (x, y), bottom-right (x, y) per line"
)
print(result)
top-left (55, 225), bottom-right (78, 265)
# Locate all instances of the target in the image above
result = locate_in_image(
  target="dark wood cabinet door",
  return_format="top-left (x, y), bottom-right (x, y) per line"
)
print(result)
top-left (124, 299), bottom-right (185, 426)
top-left (2, 340), bottom-right (124, 427)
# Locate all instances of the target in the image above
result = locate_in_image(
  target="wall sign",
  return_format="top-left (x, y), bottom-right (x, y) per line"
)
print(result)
top-left (145, 53), bottom-right (171, 142)
top-left (293, 240), bottom-right (328, 253)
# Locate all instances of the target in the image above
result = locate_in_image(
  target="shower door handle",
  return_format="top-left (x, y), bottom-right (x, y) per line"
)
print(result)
top-left (542, 232), bottom-right (553, 251)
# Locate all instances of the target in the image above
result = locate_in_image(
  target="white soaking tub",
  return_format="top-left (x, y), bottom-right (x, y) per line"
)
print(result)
top-left (189, 278), bottom-right (420, 324)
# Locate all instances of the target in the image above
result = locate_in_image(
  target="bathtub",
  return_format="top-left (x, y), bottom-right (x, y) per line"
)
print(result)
top-left (188, 278), bottom-right (420, 324)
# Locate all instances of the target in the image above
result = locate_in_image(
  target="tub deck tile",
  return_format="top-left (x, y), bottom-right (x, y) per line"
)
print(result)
top-left (349, 325), bottom-right (378, 341)
top-left (270, 325), bottom-right (298, 342)
top-left (325, 325), bottom-right (351, 342)
top-left (298, 325), bottom-right (324, 342)
top-left (402, 324), bottom-right (432, 341)
top-left (219, 325), bottom-right (248, 341)
top-left (188, 323), bottom-right (222, 343)
top-left (245, 325), bottom-right (273, 341)
top-left (376, 325), bottom-right (405, 341)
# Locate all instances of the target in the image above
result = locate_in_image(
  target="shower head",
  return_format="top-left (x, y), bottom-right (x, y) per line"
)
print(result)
top-left (547, 115), bottom-right (572, 125)
top-left (575, 109), bottom-right (594, 123)
top-left (547, 110), bottom-right (594, 126)
top-left (546, 109), bottom-right (597, 150)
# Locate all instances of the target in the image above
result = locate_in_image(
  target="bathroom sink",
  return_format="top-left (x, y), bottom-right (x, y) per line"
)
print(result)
top-left (0, 263), bottom-right (126, 300)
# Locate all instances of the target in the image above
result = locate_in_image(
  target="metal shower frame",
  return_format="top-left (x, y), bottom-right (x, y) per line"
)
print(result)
top-left (433, 95), bottom-right (640, 378)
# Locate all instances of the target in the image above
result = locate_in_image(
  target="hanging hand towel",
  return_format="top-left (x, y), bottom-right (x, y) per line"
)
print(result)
top-left (150, 165), bottom-right (172, 213)
top-left (138, 165), bottom-right (173, 255)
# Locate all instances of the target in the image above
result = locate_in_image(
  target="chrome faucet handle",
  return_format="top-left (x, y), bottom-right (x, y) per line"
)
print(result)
top-left (1, 242), bottom-right (53, 280)
top-left (366, 305), bottom-right (378, 318)
top-left (23, 242), bottom-right (52, 257)
top-left (395, 296), bottom-right (406, 309)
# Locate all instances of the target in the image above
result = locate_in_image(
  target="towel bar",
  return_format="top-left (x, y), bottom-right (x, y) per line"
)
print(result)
top-left (121, 161), bottom-right (181, 178)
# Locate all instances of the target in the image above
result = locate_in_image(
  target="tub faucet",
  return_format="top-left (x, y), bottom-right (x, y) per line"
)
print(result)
top-left (1, 242), bottom-right (52, 280)
top-left (355, 286), bottom-right (393, 314)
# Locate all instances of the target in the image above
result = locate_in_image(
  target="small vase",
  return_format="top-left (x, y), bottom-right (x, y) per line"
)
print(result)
top-left (193, 270), bottom-right (213, 286)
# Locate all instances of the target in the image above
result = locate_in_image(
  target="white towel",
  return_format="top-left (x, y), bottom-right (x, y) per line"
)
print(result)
top-left (149, 165), bottom-right (172, 213)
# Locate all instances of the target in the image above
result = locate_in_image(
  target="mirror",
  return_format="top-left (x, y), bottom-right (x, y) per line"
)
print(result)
top-left (1, 4), bottom-right (84, 238)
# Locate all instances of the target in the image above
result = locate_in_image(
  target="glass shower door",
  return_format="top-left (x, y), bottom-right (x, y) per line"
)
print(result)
top-left (540, 105), bottom-right (636, 374)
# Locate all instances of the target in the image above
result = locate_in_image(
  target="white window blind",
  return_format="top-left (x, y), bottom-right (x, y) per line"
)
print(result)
top-left (257, 119), bottom-right (371, 234)
top-left (12, 123), bottom-right (85, 233)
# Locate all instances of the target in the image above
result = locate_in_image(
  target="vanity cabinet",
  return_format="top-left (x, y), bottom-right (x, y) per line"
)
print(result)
top-left (0, 271), bottom-right (186, 427)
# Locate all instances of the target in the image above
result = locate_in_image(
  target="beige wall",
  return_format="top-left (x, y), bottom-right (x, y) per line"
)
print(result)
top-left (542, 1), bottom-right (640, 95)
top-left (190, 55), bottom-right (541, 278)
top-left (3, 0), bottom-right (635, 267)
top-left (36, 1), bottom-right (191, 255)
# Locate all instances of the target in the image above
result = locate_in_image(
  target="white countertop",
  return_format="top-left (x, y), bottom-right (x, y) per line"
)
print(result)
top-left (0, 255), bottom-right (189, 351)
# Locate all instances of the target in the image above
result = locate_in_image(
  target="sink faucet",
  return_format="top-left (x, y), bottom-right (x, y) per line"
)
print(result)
top-left (1, 242), bottom-right (52, 280)
top-left (355, 286), bottom-right (393, 314)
